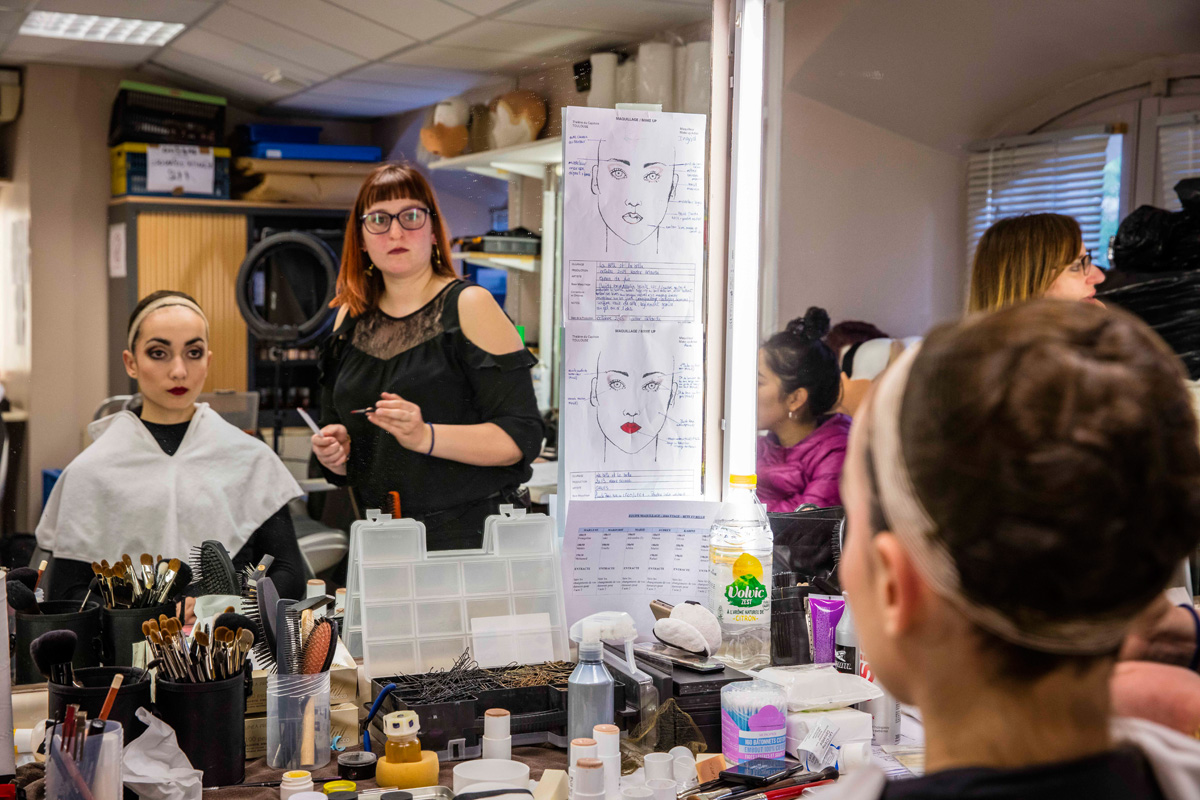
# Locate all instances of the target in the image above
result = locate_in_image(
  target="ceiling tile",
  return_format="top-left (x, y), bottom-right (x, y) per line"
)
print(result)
top-left (230, 0), bottom-right (416, 59)
top-left (441, 0), bottom-right (528, 15)
top-left (500, 0), bottom-right (708, 34)
top-left (434, 19), bottom-right (614, 55)
top-left (390, 43), bottom-right (568, 72)
top-left (33, 0), bottom-right (216, 24)
top-left (199, 5), bottom-right (365, 76)
top-left (273, 89), bottom-right (433, 117)
top-left (2, 35), bottom-right (158, 67)
top-left (168, 27), bottom-right (328, 86)
top-left (351, 61), bottom-right (492, 92)
top-left (0, 10), bottom-right (24, 33)
top-left (325, 0), bottom-right (475, 41)
top-left (152, 48), bottom-right (294, 101)
top-left (308, 78), bottom-right (449, 104)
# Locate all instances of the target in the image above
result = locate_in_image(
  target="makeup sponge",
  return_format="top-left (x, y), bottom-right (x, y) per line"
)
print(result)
top-left (653, 601), bottom-right (721, 656)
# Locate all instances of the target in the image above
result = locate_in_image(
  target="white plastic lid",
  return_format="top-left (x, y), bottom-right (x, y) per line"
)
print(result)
top-left (383, 709), bottom-right (419, 738)
top-left (569, 611), bottom-right (637, 645)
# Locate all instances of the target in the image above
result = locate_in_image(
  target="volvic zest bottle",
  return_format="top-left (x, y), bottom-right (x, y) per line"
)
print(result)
top-left (708, 475), bottom-right (772, 669)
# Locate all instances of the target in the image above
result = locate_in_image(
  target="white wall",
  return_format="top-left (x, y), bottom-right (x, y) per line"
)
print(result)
top-left (775, 94), bottom-right (965, 338)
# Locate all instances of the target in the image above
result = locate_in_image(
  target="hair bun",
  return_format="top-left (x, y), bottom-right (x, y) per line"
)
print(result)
top-left (786, 307), bottom-right (831, 342)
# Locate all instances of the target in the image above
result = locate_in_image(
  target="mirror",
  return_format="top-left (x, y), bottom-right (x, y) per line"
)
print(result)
top-left (0, 0), bottom-right (718, 682)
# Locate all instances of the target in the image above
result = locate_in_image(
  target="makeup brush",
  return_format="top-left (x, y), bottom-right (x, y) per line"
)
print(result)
top-left (214, 612), bottom-right (257, 638)
top-left (8, 581), bottom-right (40, 614)
top-left (153, 558), bottom-right (184, 603)
top-left (140, 554), bottom-right (156, 591)
top-left (6, 566), bottom-right (39, 590)
top-left (31, 630), bottom-right (78, 685)
top-left (98, 673), bottom-right (124, 721)
top-left (171, 561), bottom-right (193, 598)
top-left (78, 577), bottom-right (101, 611)
top-left (35, 559), bottom-right (47, 588)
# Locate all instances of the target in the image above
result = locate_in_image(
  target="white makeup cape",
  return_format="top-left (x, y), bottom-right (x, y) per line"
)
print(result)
top-left (36, 404), bottom-right (302, 563)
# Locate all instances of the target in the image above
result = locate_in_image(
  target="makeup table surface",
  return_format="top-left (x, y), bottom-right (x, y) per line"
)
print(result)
top-left (207, 745), bottom-right (568, 799)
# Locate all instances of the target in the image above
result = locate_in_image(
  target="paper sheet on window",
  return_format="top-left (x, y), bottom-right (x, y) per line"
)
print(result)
top-left (562, 106), bottom-right (707, 324)
top-left (562, 499), bottom-right (718, 635)
top-left (563, 320), bottom-right (703, 501)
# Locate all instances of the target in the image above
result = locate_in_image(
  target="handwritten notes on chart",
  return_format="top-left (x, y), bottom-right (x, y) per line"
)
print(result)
top-left (563, 500), bottom-right (718, 638)
top-left (561, 106), bottom-right (708, 504)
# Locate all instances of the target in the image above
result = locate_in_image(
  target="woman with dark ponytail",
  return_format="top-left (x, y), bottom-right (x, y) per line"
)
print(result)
top-left (756, 306), bottom-right (850, 511)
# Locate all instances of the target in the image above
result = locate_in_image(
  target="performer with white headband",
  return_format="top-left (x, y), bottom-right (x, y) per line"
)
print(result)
top-left (828, 300), bottom-right (1200, 800)
top-left (37, 290), bottom-right (307, 604)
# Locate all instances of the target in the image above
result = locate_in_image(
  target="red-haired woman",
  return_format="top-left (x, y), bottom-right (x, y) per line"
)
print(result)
top-left (311, 163), bottom-right (543, 550)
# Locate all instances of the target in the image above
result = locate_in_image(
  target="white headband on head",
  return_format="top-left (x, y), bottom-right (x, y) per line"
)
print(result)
top-left (127, 296), bottom-right (209, 352)
top-left (868, 344), bottom-right (1133, 655)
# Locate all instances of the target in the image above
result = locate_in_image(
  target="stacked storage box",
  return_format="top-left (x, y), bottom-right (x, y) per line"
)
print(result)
top-left (232, 124), bottom-right (382, 205)
top-left (108, 81), bottom-right (230, 199)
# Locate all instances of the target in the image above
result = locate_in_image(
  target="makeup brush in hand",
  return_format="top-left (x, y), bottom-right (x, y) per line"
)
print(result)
top-left (31, 630), bottom-right (79, 686)
top-left (7, 581), bottom-right (40, 614)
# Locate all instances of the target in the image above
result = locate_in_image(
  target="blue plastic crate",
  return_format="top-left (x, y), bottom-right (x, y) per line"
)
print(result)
top-left (244, 124), bottom-right (321, 144)
top-left (249, 142), bottom-right (381, 163)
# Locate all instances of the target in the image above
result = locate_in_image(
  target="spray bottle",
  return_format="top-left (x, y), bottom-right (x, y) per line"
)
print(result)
top-left (567, 612), bottom-right (638, 742)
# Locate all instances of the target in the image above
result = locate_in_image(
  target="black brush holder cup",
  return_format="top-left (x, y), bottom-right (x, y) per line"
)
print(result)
top-left (48, 667), bottom-right (153, 742)
top-left (14, 600), bottom-right (102, 684)
top-left (156, 671), bottom-right (249, 787)
top-left (101, 603), bottom-right (175, 666)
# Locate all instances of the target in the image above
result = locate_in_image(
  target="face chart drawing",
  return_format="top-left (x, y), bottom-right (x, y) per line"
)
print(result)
top-left (590, 346), bottom-right (677, 459)
top-left (590, 135), bottom-right (679, 251)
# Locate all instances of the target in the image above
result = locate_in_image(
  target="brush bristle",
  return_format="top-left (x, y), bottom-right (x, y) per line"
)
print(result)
top-left (6, 581), bottom-right (38, 611)
top-left (300, 618), bottom-right (337, 675)
top-left (242, 580), bottom-right (277, 672)
top-left (195, 541), bottom-right (238, 596)
top-left (30, 630), bottom-right (77, 678)
top-left (173, 561), bottom-right (193, 593)
top-left (6, 567), bottom-right (38, 590)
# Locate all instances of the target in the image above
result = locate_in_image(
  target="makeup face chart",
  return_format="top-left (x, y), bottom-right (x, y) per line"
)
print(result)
top-left (560, 106), bottom-right (708, 503)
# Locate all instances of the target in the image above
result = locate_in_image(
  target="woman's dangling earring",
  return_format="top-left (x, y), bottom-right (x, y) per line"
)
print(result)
top-left (366, 261), bottom-right (375, 275)
top-left (788, 409), bottom-right (796, 420)
top-left (431, 242), bottom-right (441, 269)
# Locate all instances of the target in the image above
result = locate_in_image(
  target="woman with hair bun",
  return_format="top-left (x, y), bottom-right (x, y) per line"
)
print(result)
top-left (756, 306), bottom-right (849, 511)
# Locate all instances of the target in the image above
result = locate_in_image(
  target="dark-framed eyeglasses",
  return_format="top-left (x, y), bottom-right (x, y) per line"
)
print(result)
top-left (361, 207), bottom-right (430, 234)
top-left (1072, 249), bottom-right (1094, 271)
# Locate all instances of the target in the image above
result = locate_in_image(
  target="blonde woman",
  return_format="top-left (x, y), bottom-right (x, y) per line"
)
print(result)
top-left (967, 213), bottom-right (1105, 312)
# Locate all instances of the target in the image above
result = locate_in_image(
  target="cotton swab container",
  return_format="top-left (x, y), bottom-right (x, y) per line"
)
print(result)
top-left (720, 679), bottom-right (787, 765)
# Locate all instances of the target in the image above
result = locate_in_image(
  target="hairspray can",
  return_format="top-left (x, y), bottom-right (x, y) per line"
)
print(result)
top-left (857, 656), bottom-right (901, 746)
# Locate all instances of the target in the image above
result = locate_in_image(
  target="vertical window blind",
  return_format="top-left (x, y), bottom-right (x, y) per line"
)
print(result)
top-left (1158, 113), bottom-right (1200, 212)
top-left (966, 129), bottom-right (1123, 269)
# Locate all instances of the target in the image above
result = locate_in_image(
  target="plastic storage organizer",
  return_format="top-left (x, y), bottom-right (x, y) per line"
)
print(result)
top-left (347, 507), bottom-right (569, 677)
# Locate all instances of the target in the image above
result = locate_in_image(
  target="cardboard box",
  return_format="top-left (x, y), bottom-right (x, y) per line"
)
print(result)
top-left (243, 704), bottom-right (358, 762)
top-left (245, 714), bottom-right (267, 761)
top-left (246, 665), bottom-right (357, 716)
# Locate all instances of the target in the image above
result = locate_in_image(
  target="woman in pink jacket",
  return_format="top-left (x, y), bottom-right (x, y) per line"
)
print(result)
top-left (756, 306), bottom-right (851, 511)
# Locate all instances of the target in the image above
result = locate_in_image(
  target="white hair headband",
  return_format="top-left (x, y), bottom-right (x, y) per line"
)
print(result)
top-left (868, 344), bottom-right (1133, 655)
top-left (127, 296), bottom-right (209, 352)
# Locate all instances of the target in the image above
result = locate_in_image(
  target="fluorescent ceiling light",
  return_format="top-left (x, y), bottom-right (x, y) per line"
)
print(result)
top-left (19, 12), bottom-right (185, 46)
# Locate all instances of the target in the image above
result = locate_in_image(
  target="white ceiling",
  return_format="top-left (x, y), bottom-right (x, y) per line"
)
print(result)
top-left (0, 0), bottom-right (710, 117)
top-left (786, 0), bottom-right (1200, 152)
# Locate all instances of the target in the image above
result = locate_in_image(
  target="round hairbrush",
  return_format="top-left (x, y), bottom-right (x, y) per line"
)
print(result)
top-left (301, 618), bottom-right (338, 674)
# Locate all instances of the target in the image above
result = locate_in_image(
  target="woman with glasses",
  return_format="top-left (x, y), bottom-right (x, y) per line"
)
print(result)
top-left (967, 213), bottom-right (1106, 312)
top-left (311, 163), bottom-right (543, 550)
